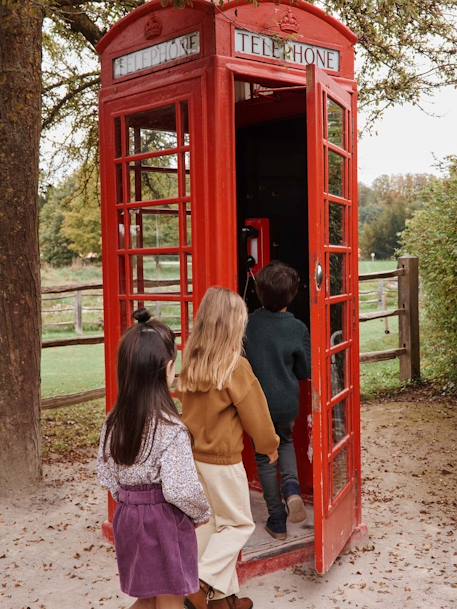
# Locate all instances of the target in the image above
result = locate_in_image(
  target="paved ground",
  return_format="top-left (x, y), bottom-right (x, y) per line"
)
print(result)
top-left (1, 396), bottom-right (456, 609)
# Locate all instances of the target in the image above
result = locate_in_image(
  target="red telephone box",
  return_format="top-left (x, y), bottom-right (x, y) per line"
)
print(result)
top-left (98, 0), bottom-right (364, 578)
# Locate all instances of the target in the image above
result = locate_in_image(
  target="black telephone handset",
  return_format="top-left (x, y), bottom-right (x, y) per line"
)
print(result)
top-left (240, 225), bottom-right (259, 270)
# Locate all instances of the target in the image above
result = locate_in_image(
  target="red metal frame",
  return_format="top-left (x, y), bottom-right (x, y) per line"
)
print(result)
top-left (98, 0), bottom-right (361, 578)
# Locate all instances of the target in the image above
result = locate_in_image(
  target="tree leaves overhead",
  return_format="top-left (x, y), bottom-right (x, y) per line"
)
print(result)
top-left (40, 0), bottom-right (457, 178)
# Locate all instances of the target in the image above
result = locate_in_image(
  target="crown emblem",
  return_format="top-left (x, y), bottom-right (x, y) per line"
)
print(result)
top-left (279, 8), bottom-right (299, 34)
top-left (144, 15), bottom-right (162, 40)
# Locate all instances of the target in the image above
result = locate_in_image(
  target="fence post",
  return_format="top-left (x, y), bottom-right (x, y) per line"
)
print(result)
top-left (74, 290), bottom-right (83, 336)
top-left (398, 256), bottom-right (420, 381)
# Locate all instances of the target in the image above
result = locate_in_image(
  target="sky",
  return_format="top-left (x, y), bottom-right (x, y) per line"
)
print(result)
top-left (358, 86), bottom-right (457, 186)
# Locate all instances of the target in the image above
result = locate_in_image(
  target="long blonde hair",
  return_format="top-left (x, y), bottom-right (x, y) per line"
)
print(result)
top-left (179, 287), bottom-right (248, 392)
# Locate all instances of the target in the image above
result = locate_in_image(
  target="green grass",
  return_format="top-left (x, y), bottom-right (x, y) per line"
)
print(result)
top-left (40, 259), bottom-right (411, 458)
top-left (40, 259), bottom-right (405, 401)
top-left (41, 343), bottom-right (105, 398)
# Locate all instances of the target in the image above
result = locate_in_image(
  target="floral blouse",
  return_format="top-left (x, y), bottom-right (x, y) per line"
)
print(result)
top-left (97, 416), bottom-right (211, 525)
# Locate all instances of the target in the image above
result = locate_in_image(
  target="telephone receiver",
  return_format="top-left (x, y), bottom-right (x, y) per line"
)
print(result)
top-left (241, 225), bottom-right (259, 270)
top-left (241, 218), bottom-right (271, 275)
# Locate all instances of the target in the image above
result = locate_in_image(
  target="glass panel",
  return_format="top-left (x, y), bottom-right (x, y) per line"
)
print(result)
top-left (118, 256), bottom-right (126, 294)
top-left (332, 400), bottom-right (347, 445)
top-left (181, 102), bottom-right (190, 146)
top-left (131, 255), bottom-right (181, 294)
top-left (330, 253), bottom-right (345, 296)
top-left (115, 117), bottom-right (123, 158)
top-left (129, 206), bottom-right (180, 249)
top-left (120, 300), bottom-right (129, 332)
top-left (331, 349), bottom-right (347, 397)
top-left (186, 254), bottom-right (193, 294)
top-left (116, 165), bottom-right (124, 203)
top-left (127, 106), bottom-right (177, 155)
top-left (129, 158), bottom-right (179, 202)
top-left (186, 202), bottom-right (192, 245)
top-left (185, 151), bottom-right (191, 196)
top-left (330, 302), bottom-right (345, 345)
top-left (327, 99), bottom-right (344, 148)
top-left (188, 301), bottom-right (194, 330)
top-left (329, 203), bottom-right (344, 245)
top-left (328, 151), bottom-right (344, 197)
top-left (134, 300), bottom-right (182, 335)
top-left (118, 210), bottom-right (125, 249)
top-left (332, 446), bottom-right (349, 500)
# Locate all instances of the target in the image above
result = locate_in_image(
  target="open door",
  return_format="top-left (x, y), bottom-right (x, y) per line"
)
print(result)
top-left (307, 64), bottom-right (361, 574)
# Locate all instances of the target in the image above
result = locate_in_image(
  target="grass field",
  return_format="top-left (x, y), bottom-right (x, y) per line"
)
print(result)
top-left (41, 258), bottom-right (410, 457)
top-left (41, 259), bottom-right (404, 400)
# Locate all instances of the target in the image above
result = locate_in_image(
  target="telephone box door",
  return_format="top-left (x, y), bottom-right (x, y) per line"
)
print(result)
top-left (307, 65), bottom-right (361, 574)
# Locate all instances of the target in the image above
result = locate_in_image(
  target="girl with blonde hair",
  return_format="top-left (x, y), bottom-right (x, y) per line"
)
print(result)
top-left (179, 287), bottom-right (279, 609)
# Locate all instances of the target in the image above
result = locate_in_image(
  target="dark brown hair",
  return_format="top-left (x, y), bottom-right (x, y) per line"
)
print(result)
top-left (103, 308), bottom-right (177, 466)
top-left (255, 261), bottom-right (300, 312)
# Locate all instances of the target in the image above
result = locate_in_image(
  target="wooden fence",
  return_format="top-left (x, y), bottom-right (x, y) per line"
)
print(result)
top-left (41, 255), bottom-right (420, 410)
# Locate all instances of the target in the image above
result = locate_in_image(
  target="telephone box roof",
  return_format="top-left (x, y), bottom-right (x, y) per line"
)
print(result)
top-left (97, 0), bottom-right (357, 55)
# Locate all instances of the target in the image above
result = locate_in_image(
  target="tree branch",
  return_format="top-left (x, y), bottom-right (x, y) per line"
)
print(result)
top-left (42, 76), bottom-right (100, 130)
top-left (49, 0), bottom-right (105, 48)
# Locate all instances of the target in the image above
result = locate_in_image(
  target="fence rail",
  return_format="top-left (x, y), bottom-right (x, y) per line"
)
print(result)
top-left (41, 256), bottom-right (420, 408)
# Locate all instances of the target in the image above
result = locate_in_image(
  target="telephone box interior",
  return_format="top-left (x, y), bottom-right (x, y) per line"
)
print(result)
top-left (98, 0), bottom-right (363, 577)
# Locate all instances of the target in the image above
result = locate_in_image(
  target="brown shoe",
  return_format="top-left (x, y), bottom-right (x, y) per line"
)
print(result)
top-left (185, 580), bottom-right (214, 609)
top-left (208, 595), bottom-right (253, 609)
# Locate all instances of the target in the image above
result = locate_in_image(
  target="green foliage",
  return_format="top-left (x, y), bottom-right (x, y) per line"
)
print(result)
top-left (359, 174), bottom-right (436, 259)
top-left (62, 166), bottom-right (102, 258)
top-left (40, 183), bottom-right (76, 266)
top-left (39, 1), bottom-right (457, 180)
top-left (401, 157), bottom-right (457, 388)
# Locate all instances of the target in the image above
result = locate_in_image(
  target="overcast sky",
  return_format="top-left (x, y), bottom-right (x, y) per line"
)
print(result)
top-left (358, 86), bottom-right (457, 186)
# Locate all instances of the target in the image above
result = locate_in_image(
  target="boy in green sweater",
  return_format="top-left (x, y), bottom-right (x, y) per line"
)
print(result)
top-left (245, 261), bottom-right (311, 539)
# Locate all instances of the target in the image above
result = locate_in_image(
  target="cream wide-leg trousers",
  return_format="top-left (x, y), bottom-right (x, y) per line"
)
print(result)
top-left (195, 461), bottom-right (255, 599)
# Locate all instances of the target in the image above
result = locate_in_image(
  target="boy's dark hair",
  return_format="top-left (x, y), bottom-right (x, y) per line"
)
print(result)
top-left (256, 261), bottom-right (300, 312)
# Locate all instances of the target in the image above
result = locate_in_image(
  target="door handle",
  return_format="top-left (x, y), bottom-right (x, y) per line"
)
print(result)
top-left (315, 262), bottom-right (323, 290)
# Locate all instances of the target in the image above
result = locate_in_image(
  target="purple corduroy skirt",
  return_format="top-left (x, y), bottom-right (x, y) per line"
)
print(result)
top-left (113, 484), bottom-right (199, 598)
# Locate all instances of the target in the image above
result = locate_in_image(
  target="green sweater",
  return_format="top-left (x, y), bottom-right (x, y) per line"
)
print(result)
top-left (245, 308), bottom-right (311, 421)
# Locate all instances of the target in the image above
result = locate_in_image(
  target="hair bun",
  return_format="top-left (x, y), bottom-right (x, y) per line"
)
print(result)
top-left (133, 307), bottom-right (151, 324)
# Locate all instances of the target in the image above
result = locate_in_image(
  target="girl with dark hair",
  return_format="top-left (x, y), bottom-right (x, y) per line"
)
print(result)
top-left (97, 308), bottom-right (210, 609)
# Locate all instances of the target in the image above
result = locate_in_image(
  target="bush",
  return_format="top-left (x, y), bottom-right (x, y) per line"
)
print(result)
top-left (401, 157), bottom-right (457, 389)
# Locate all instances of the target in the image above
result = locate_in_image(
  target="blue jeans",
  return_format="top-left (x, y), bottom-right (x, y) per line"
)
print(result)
top-left (256, 416), bottom-right (301, 518)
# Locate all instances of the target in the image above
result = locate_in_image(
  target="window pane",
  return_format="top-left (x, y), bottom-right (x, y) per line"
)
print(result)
top-left (129, 206), bottom-right (180, 249)
top-left (327, 99), bottom-right (344, 147)
top-left (185, 151), bottom-right (191, 196)
top-left (129, 156), bottom-right (179, 201)
top-left (329, 203), bottom-right (344, 245)
top-left (186, 202), bottom-right (192, 245)
top-left (330, 302), bottom-right (345, 345)
top-left (116, 165), bottom-right (124, 203)
top-left (131, 255), bottom-right (181, 294)
top-left (186, 254), bottom-right (193, 294)
top-left (328, 151), bottom-right (344, 197)
top-left (127, 106), bottom-right (177, 155)
top-left (332, 446), bottom-right (349, 500)
top-left (330, 253), bottom-right (345, 295)
top-left (119, 256), bottom-right (126, 294)
top-left (118, 210), bottom-right (125, 249)
top-left (331, 349), bottom-right (347, 397)
top-left (134, 300), bottom-right (182, 336)
top-left (332, 400), bottom-right (347, 445)
top-left (181, 102), bottom-right (190, 146)
top-left (115, 118), bottom-right (123, 157)
top-left (120, 300), bottom-right (129, 333)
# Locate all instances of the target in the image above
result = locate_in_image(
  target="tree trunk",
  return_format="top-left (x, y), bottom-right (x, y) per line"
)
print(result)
top-left (0, 1), bottom-right (43, 488)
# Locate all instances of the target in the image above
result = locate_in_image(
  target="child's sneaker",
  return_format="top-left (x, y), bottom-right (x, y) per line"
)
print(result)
top-left (265, 513), bottom-right (287, 540)
top-left (283, 480), bottom-right (307, 523)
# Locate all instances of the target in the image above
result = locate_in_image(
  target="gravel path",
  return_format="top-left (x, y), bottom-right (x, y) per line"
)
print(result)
top-left (1, 397), bottom-right (456, 609)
